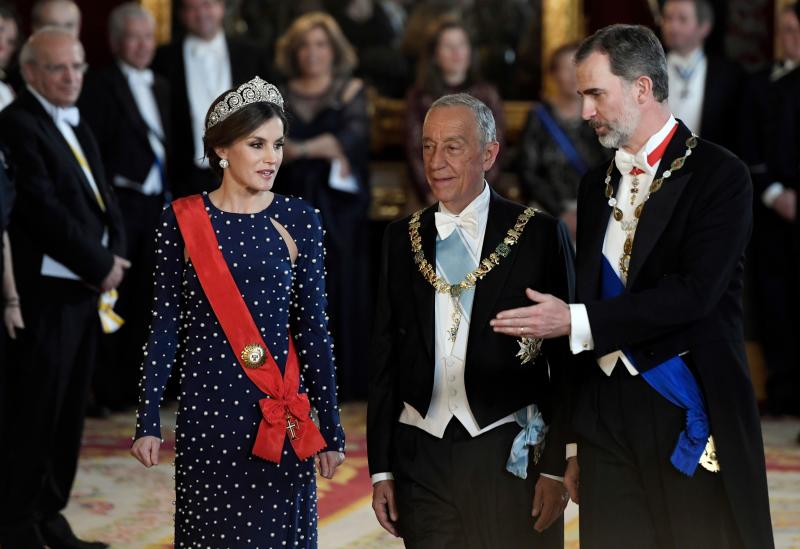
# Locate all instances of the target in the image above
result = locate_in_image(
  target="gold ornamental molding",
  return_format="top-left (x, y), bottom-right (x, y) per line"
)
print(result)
top-left (141, 0), bottom-right (172, 45)
top-left (541, 0), bottom-right (585, 98)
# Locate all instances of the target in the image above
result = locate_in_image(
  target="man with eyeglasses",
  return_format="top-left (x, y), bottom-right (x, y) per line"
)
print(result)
top-left (0, 28), bottom-right (126, 549)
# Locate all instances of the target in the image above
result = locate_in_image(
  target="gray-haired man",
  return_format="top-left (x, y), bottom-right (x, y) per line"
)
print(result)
top-left (78, 2), bottom-right (171, 411)
top-left (368, 93), bottom-right (577, 548)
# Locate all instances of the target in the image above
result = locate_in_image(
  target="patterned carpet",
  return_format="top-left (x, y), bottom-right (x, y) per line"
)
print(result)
top-left (64, 404), bottom-right (799, 548)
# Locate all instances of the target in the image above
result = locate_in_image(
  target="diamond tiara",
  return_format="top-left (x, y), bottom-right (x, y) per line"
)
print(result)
top-left (205, 76), bottom-right (284, 131)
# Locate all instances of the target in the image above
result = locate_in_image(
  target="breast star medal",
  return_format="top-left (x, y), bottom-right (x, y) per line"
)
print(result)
top-left (516, 336), bottom-right (543, 365)
top-left (241, 343), bottom-right (267, 369)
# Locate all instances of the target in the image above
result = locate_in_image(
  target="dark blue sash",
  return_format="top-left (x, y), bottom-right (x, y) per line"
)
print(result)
top-left (536, 105), bottom-right (588, 175)
top-left (601, 256), bottom-right (709, 476)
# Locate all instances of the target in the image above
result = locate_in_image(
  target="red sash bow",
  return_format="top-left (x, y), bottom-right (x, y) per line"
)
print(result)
top-left (173, 195), bottom-right (326, 463)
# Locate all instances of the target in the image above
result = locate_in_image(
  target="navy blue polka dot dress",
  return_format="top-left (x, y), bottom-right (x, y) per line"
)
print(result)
top-left (134, 193), bottom-right (345, 548)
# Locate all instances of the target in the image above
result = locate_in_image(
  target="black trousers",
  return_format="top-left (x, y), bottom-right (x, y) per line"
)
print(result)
top-left (94, 189), bottom-right (164, 408)
top-left (576, 365), bottom-right (744, 549)
top-left (0, 278), bottom-right (100, 531)
top-left (393, 420), bottom-right (563, 549)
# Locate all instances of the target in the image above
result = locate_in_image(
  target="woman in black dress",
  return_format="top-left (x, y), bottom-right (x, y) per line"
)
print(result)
top-left (274, 13), bottom-right (371, 401)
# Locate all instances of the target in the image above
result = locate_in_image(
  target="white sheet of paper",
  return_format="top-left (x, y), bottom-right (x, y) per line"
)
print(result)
top-left (40, 230), bottom-right (109, 281)
top-left (328, 158), bottom-right (359, 194)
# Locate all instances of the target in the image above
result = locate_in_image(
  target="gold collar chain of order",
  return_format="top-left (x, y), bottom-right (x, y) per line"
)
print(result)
top-left (408, 206), bottom-right (536, 298)
top-left (409, 206), bottom-right (536, 342)
top-left (604, 134), bottom-right (698, 279)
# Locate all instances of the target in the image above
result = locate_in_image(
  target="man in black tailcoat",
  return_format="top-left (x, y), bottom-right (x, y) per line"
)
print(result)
top-left (493, 24), bottom-right (774, 549)
top-left (0, 29), bottom-right (126, 549)
top-left (369, 93), bottom-right (576, 548)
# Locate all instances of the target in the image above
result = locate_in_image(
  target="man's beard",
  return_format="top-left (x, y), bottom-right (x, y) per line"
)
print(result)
top-left (591, 95), bottom-right (640, 149)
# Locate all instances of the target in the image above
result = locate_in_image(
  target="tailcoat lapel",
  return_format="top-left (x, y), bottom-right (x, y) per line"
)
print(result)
top-left (468, 191), bottom-right (523, 336)
top-left (576, 166), bottom-right (618, 301)
top-left (23, 93), bottom-right (106, 216)
top-left (411, 206), bottom-right (437, 360)
top-left (626, 122), bottom-right (694, 286)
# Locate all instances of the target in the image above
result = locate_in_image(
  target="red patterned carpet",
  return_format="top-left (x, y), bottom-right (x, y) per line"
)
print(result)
top-left (64, 405), bottom-right (799, 548)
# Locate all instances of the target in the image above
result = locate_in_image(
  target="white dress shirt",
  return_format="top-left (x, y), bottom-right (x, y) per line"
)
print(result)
top-left (117, 61), bottom-right (165, 196)
top-left (0, 81), bottom-right (14, 111)
top-left (569, 115), bottom-right (678, 377)
top-left (183, 31), bottom-right (231, 169)
top-left (28, 86), bottom-right (108, 281)
top-left (667, 49), bottom-right (706, 135)
top-left (373, 184), bottom-right (565, 483)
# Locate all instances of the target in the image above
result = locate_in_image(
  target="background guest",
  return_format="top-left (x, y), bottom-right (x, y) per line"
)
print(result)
top-left (660, 0), bottom-right (743, 152)
top-left (517, 43), bottom-right (609, 239)
top-left (152, 0), bottom-right (265, 197)
top-left (405, 17), bottom-right (505, 203)
top-left (274, 12), bottom-right (371, 401)
top-left (760, 3), bottom-right (800, 416)
top-left (0, 28), bottom-right (126, 549)
top-left (31, 0), bottom-right (81, 36)
top-left (79, 2), bottom-right (171, 412)
top-left (327, 0), bottom-right (408, 97)
top-left (0, 3), bottom-right (19, 109)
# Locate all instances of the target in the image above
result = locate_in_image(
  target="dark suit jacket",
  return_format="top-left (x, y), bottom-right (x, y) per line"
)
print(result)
top-left (79, 63), bottom-right (171, 195)
top-left (767, 66), bottom-right (800, 258)
top-left (699, 54), bottom-right (744, 152)
top-left (152, 36), bottom-right (267, 197)
top-left (0, 90), bottom-right (126, 306)
top-left (573, 121), bottom-right (773, 549)
top-left (368, 190), bottom-right (576, 479)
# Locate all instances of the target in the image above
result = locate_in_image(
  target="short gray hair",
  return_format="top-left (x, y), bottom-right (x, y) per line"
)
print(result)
top-left (428, 93), bottom-right (497, 147)
top-left (19, 25), bottom-right (81, 67)
top-left (575, 24), bottom-right (669, 103)
top-left (109, 3), bottom-right (155, 47)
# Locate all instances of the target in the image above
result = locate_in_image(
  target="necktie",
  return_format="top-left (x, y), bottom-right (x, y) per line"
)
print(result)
top-left (435, 211), bottom-right (479, 240)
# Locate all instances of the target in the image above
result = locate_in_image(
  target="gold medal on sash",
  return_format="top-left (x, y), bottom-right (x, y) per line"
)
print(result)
top-left (241, 343), bottom-right (267, 369)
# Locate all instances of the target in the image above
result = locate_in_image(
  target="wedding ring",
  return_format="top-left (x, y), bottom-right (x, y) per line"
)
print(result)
top-left (519, 326), bottom-right (524, 335)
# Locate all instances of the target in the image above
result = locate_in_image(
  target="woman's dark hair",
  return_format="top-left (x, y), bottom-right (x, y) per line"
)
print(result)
top-left (203, 94), bottom-right (289, 180)
top-left (416, 17), bottom-right (479, 98)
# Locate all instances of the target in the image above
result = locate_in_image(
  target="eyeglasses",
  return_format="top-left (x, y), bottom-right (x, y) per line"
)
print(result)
top-left (37, 62), bottom-right (88, 76)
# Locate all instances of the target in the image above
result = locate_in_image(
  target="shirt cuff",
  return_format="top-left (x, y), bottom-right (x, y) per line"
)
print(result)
top-left (566, 443), bottom-right (577, 459)
top-left (568, 303), bottom-right (594, 354)
top-left (540, 473), bottom-right (564, 482)
top-left (762, 182), bottom-right (786, 208)
top-left (371, 472), bottom-right (394, 485)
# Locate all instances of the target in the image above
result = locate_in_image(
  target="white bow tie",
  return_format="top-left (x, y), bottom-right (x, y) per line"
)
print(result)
top-left (56, 106), bottom-right (80, 127)
top-left (435, 211), bottom-right (479, 240)
top-left (614, 149), bottom-right (653, 176)
top-left (128, 68), bottom-right (154, 86)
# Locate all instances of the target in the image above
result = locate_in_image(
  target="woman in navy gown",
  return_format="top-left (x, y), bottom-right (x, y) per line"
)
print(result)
top-left (131, 77), bottom-right (345, 549)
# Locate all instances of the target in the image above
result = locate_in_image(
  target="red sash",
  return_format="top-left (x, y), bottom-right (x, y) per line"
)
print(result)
top-left (172, 195), bottom-right (326, 463)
